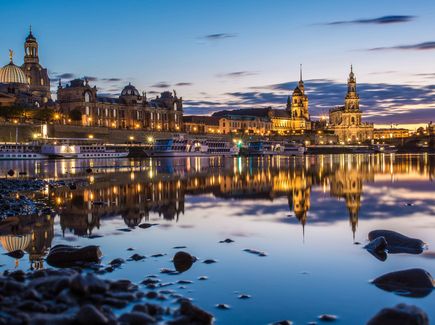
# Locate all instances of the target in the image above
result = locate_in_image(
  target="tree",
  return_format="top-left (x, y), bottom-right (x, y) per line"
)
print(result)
top-left (32, 107), bottom-right (55, 122)
top-left (69, 109), bottom-right (82, 122)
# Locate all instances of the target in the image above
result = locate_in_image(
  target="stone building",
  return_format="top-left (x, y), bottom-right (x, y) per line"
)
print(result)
top-left (0, 28), bottom-right (51, 108)
top-left (328, 66), bottom-right (373, 143)
top-left (218, 114), bottom-right (272, 135)
top-left (373, 128), bottom-right (410, 140)
top-left (183, 115), bottom-right (220, 133)
top-left (57, 79), bottom-right (183, 131)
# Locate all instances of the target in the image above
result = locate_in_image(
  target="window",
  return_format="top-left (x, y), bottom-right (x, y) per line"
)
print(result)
top-left (84, 92), bottom-right (91, 103)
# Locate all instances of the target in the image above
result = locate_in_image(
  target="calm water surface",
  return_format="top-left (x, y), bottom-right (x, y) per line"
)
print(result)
top-left (0, 154), bottom-right (434, 324)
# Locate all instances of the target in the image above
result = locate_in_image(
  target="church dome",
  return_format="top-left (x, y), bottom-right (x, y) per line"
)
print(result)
top-left (121, 83), bottom-right (140, 97)
top-left (0, 61), bottom-right (28, 85)
top-left (0, 234), bottom-right (32, 253)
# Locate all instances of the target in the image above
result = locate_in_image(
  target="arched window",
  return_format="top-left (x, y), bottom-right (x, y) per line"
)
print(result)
top-left (351, 117), bottom-right (355, 124)
top-left (84, 92), bottom-right (91, 103)
top-left (174, 102), bottom-right (177, 111)
top-left (40, 78), bottom-right (44, 86)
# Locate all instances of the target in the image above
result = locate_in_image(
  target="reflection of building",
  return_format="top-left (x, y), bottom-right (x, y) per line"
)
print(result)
top-left (329, 66), bottom-right (373, 143)
top-left (57, 81), bottom-right (183, 131)
top-left (287, 170), bottom-right (311, 236)
top-left (0, 214), bottom-right (54, 269)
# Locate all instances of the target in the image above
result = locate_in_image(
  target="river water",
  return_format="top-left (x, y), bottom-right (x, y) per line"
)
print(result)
top-left (0, 154), bottom-right (434, 324)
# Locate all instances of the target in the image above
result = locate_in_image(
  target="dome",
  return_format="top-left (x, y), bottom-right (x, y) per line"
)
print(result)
top-left (121, 83), bottom-right (140, 97)
top-left (26, 30), bottom-right (37, 42)
top-left (0, 62), bottom-right (28, 84)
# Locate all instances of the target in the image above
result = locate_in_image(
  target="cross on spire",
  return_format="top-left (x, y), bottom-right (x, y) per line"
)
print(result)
top-left (9, 49), bottom-right (13, 63)
top-left (300, 64), bottom-right (303, 81)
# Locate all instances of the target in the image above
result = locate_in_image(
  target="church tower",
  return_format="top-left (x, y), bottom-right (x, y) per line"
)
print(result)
top-left (344, 65), bottom-right (359, 111)
top-left (290, 65), bottom-right (309, 121)
top-left (21, 26), bottom-right (51, 104)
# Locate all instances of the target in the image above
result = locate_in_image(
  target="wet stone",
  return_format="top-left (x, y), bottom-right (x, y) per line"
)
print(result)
top-left (219, 238), bottom-right (235, 243)
top-left (215, 303), bottom-right (231, 310)
top-left (198, 276), bottom-right (208, 280)
top-left (372, 268), bottom-right (434, 297)
top-left (238, 294), bottom-right (251, 299)
top-left (109, 258), bottom-right (125, 266)
top-left (244, 248), bottom-right (268, 256)
top-left (118, 311), bottom-right (156, 324)
top-left (129, 253), bottom-right (146, 261)
top-left (271, 321), bottom-right (293, 325)
top-left (368, 230), bottom-right (425, 254)
top-left (173, 251), bottom-right (197, 273)
top-left (318, 314), bottom-right (338, 321)
top-left (76, 304), bottom-right (109, 324)
top-left (367, 303), bottom-right (429, 325)
top-left (151, 253), bottom-right (166, 258)
top-left (203, 259), bottom-right (217, 264)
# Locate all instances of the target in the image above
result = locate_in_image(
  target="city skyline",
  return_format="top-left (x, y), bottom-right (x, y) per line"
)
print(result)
top-left (1, 0), bottom-right (434, 129)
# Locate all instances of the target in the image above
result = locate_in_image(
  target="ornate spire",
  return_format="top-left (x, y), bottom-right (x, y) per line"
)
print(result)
top-left (299, 64), bottom-right (303, 82)
top-left (8, 49), bottom-right (13, 63)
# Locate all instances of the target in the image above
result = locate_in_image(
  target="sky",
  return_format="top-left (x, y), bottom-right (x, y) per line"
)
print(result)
top-left (1, 0), bottom-right (434, 129)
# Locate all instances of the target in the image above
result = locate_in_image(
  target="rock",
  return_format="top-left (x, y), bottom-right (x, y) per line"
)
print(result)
top-left (372, 268), bottom-right (434, 297)
top-left (198, 276), bottom-right (208, 280)
top-left (76, 304), bottom-right (109, 324)
top-left (110, 258), bottom-right (125, 266)
top-left (69, 274), bottom-right (89, 295)
top-left (364, 236), bottom-right (388, 261)
top-left (160, 268), bottom-right (179, 275)
top-left (219, 238), bottom-right (234, 243)
top-left (118, 312), bottom-right (156, 324)
top-left (129, 254), bottom-right (145, 261)
top-left (173, 246), bottom-right (187, 249)
top-left (238, 294), bottom-right (251, 299)
top-left (367, 303), bottom-right (429, 325)
top-left (175, 299), bottom-right (214, 324)
top-left (173, 251), bottom-right (197, 273)
top-left (138, 223), bottom-right (158, 229)
top-left (177, 280), bottom-right (193, 284)
top-left (46, 245), bottom-right (102, 267)
top-left (203, 259), bottom-right (217, 264)
top-left (270, 321), bottom-right (293, 325)
top-left (368, 230), bottom-right (425, 254)
top-left (243, 248), bottom-right (267, 256)
top-left (151, 253), bottom-right (165, 258)
top-left (318, 314), bottom-right (338, 321)
top-left (215, 304), bottom-right (230, 310)
top-left (4, 250), bottom-right (25, 259)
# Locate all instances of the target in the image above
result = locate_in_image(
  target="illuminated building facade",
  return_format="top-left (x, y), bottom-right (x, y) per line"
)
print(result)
top-left (328, 66), bottom-right (373, 143)
top-left (57, 80), bottom-right (183, 131)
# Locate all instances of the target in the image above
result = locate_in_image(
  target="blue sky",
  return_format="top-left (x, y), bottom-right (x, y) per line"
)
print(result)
top-left (1, 0), bottom-right (434, 127)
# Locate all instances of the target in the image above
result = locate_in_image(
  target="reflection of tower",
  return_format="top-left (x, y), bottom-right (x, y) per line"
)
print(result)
top-left (329, 162), bottom-right (363, 240)
top-left (288, 170), bottom-right (311, 240)
top-left (25, 215), bottom-right (55, 270)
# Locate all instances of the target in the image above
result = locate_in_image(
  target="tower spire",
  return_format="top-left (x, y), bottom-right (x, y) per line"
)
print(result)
top-left (8, 49), bottom-right (13, 63)
top-left (299, 64), bottom-right (303, 82)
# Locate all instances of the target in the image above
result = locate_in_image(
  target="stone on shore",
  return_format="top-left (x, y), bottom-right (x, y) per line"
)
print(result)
top-left (367, 303), bottom-right (429, 325)
top-left (46, 245), bottom-right (102, 267)
top-left (364, 236), bottom-right (388, 261)
top-left (372, 268), bottom-right (434, 297)
top-left (368, 230), bottom-right (425, 254)
top-left (173, 251), bottom-right (197, 273)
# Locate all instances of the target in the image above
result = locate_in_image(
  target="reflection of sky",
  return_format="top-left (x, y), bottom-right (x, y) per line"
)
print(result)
top-left (0, 154), bottom-right (434, 324)
top-left (2, 0), bottom-right (435, 126)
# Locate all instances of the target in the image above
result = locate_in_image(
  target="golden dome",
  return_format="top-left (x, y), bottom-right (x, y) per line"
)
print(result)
top-left (0, 62), bottom-right (28, 84)
top-left (0, 234), bottom-right (32, 252)
top-left (0, 50), bottom-right (28, 85)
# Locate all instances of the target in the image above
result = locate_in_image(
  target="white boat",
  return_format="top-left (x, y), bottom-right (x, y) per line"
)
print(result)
top-left (0, 143), bottom-right (47, 160)
top-left (150, 137), bottom-right (239, 157)
top-left (371, 144), bottom-right (398, 154)
top-left (282, 142), bottom-right (306, 156)
top-left (40, 138), bottom-right (129, 159)
top-left (247, 140), bottom-right (284, 156)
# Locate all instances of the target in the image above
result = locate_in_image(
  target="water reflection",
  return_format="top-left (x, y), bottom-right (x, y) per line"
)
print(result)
top-left (0, 154), bottom-right (434, 270)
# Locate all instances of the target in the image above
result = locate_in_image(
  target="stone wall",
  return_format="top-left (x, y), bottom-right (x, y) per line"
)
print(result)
top-left (0, 124), bottom-right (42, 142)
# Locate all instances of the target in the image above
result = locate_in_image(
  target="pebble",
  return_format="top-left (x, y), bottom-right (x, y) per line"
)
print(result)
top-left (243, 248), bottom-right (268, 256)
top-left (219, 238), bottom-right (235, 243)
top-left (203, 259), bottom-right (218, 264)
top-left (215, 303), bottom-right (231, 310)
top-left (318, 314), bottom-right (338, 321)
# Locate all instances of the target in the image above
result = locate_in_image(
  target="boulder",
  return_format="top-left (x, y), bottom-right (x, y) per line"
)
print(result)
top-left (46, 245), bottom-right (102, 267)
top-left (76, 304), bottom-right (109, 324)
top-left (118, 311), bottom-right (156, 324)
top-left (372, 268), bottom-right (434, 297)
top-left (368, 230), bottom-right (425, 254)
top-left (173, 251), bottom-right (197, 273)
top-left (364, 236), bottom-right (388, 261)
top-left (367, 303), bottom-right (429, 325)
